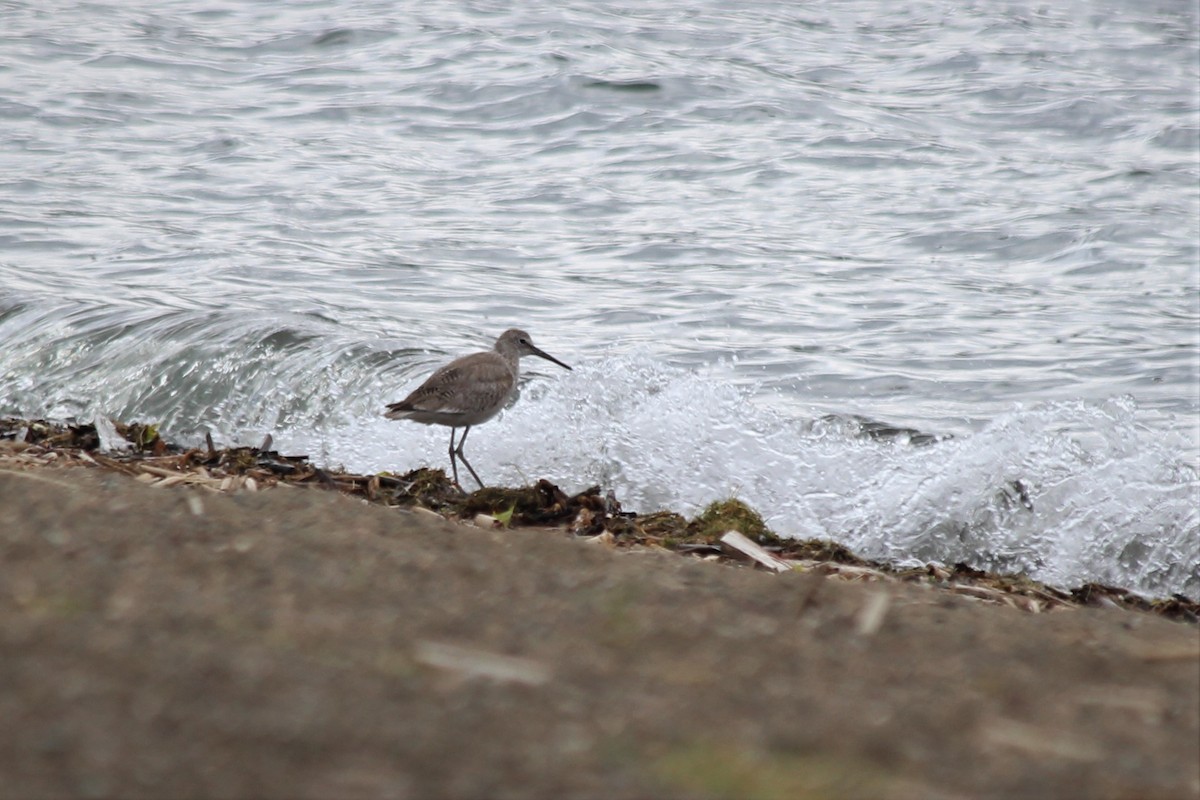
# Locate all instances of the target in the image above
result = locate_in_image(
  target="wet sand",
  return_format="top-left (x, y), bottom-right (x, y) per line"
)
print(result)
top-left (1, 434), bottom-right (1198, 799)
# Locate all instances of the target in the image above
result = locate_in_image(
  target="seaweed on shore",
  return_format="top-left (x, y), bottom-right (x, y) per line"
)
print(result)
top-left (2, 417), bottom-right (1196, 624)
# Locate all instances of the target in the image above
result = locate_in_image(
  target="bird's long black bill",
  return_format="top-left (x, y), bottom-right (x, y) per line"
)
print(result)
top-left (531, 347), bottom-right (572, 371)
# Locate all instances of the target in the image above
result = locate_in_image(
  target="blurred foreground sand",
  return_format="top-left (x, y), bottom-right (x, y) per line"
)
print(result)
top-left (1, 465), bottom-right (1197, 799)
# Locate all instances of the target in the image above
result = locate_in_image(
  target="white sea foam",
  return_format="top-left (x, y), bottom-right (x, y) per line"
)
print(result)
top-left (279, 353), bottom-right (1200, 600)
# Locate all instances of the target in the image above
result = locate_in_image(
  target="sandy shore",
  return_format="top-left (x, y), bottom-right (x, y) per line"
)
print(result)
top-left (1, 426), bottom-right (1198, 799)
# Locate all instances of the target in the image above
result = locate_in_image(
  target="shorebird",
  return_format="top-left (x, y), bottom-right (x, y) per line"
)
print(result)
top-left (384, 329), bottom-right (572, 490)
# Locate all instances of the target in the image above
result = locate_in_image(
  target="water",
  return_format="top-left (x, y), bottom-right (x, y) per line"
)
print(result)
top-left (1, 0), bottom-right (1197, 598)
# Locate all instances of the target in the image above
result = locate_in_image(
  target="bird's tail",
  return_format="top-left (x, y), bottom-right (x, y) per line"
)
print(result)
top-left (383, 402), bottom-right (414, 420)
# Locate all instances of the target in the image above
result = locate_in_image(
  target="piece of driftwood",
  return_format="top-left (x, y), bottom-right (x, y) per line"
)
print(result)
top-left (719, 530), bottom-right (792, 573)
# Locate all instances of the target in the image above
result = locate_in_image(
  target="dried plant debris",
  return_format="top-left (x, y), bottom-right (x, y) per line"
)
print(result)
top-left (459, 481), bottom-right (582, 525)
top-left (2, 417), bottom-right (1196, 624)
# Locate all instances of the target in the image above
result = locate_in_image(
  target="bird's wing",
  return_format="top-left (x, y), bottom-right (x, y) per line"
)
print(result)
top-left (386, 353), bottom-right (514, 417)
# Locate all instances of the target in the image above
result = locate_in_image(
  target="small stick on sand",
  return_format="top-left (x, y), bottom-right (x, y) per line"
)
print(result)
top-left (719, 531), bottom-right (792, 573)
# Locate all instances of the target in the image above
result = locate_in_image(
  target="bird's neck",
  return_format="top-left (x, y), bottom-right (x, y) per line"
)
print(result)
top-left (494, 345), bottom-right (521, 377)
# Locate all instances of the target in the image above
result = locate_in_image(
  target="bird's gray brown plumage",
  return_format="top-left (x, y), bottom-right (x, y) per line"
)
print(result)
top-left (384, 329), bottom-right (571, 490)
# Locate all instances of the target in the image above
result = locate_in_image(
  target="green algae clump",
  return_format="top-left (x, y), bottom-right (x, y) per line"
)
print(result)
top-left (688, 498), bottom-right (779, 545)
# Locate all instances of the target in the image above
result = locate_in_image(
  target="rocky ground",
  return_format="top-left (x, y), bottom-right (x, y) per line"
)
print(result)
top-left (1, 420), bottom-right (1198, 799)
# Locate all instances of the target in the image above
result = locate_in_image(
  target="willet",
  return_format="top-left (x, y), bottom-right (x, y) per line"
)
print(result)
top-left (384, 328), bottom-right (572, 490)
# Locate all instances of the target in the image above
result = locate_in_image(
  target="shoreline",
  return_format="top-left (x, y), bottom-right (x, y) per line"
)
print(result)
top-left (3, 416), bottom-right (1197, 622)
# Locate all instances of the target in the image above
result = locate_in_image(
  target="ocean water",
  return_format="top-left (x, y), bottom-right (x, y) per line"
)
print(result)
top-left (1, 0), bottom-right (1197, 598)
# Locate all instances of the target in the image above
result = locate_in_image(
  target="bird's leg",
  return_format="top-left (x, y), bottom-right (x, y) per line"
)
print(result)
top-left (454, 426), bottom-right (485, 490)
top-left (447, 427), bottom-right (462, 489)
